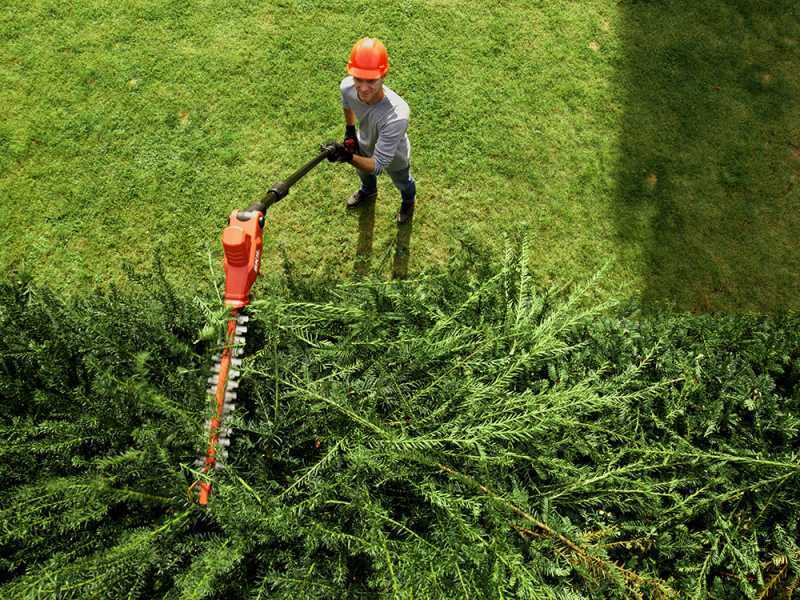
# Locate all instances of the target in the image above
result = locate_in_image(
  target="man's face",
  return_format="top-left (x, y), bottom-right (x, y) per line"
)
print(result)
top-left (354, 76), bottom-right (383, 103)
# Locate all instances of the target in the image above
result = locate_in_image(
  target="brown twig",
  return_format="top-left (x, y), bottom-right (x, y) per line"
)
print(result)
top-left (757, 563), bottom-right (789, 600)
top-left (437, 462), bottom-right (677, 599)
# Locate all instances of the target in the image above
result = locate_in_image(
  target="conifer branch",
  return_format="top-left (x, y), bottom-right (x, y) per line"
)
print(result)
top-left (436, 462), bottom-right (677, 599)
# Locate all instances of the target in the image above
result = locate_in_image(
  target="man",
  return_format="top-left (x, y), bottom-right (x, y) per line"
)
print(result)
top-left (326, 37), bottom-right (416, 224)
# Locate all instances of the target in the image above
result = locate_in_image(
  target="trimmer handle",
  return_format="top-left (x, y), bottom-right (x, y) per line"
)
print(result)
top-left (246, 146), bottom-right (330, 213)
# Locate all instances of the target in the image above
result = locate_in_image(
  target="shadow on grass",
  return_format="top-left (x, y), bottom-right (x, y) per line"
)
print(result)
top-left (392, 218), bottom-right (414, 280)
top-left (354, 197), bottom-right (376, 279)
top-left (616, 0), bottom-right (800, 311)
top-left (352, 197), bottom-right (414, 280)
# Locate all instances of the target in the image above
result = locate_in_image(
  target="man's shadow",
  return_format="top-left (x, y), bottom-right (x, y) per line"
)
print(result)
top-left (391, 218), bottom-right (413, 280)
top-left (353, 198), bottom-right (413, 279)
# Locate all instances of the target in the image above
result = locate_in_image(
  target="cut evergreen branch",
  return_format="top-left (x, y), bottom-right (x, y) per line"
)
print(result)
top-left (1, 242), bottom-right (798, 598)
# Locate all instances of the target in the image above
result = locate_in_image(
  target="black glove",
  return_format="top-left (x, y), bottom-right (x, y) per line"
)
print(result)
top-left (321, 140), bottom-right (352, 164)
top-left (344, 124), bottom-right (359, 155)
top-left (322, 140), bottom-right (340, 162)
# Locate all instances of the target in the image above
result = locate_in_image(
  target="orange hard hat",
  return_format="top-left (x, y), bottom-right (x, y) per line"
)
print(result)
top-left (347, 37), bottom-right (389, 79)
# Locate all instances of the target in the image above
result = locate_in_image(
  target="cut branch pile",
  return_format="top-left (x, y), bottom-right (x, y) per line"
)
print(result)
top-left (1, 243), bottom-right (798, 598)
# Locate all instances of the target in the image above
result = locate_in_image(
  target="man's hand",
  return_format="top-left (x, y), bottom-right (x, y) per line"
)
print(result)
top-left (321, 140), bottom-right (353, 164)
top-left (322, 140), bottom-right (338, 162)
top-left (344, 124), bottom-right (359, 155)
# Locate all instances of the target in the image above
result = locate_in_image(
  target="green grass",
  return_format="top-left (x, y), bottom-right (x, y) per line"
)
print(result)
top-left (1, 0), bottom-right (798, 310)
top-left (615, 0), bottom-right (800, 311)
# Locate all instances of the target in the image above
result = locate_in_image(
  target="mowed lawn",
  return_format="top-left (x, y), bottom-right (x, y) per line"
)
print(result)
top-left (1, 0), bottom-right (798, 311)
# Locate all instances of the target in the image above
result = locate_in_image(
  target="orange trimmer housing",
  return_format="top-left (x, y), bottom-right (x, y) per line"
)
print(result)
top-left (222, 210), bottom-right (265, 308)
top-left (195, 147), bottom-right (329, 506)
top-left (196, 209), bottom-right (264, 506)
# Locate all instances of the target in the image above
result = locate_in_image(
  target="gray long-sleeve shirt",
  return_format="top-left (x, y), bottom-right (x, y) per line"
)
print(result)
top-left (340, 76), bottom-right (411, 175)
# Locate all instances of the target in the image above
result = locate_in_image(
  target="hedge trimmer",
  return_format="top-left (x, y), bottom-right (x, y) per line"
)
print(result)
top-left (192, 145), bottom-right (334, 505)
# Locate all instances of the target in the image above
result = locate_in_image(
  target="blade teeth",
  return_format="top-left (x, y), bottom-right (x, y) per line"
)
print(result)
top-left (229, 369), bottom-right (240, 379)
top-left (227, 380), bottom-right (240, 391)
top-left (214, 462), bottom-right (224, 470)
top-left (235, 325), bottom-right (248, 335)
top-left (225, 391), bottom-right (237, 401)
top-left (212, 353), bottom-right (220, 361)
top-left (237, 315), bottom-right (249, 324)
top-left (211, 364), bottom-right (221, 373)
top-left (219, 449), bottom-right (229, 459)
top-left (194, 458), bottom-right (206, 467)
top-left (234, 336), bottom-right (246, 346)
top-left (218, 437), bottom-right (231, 447)
top-left (223, 403), bottom-right (236, 413)
top-left (207, 375), bottom-right (219, 385)
top-left (231, 358), bottom-right (243, 367)
top-left (234, 348), bottom-right (245, 357)
top-left (206, 387), bottom-right (217, 396)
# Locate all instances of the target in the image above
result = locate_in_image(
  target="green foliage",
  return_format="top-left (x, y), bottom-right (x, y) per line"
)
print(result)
top-left (0, 262), bottom-right (206, 594)
top-left (1, 243), bottom-right (798, 598)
